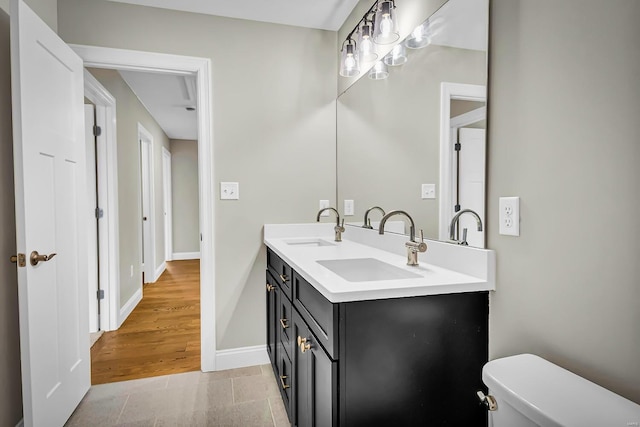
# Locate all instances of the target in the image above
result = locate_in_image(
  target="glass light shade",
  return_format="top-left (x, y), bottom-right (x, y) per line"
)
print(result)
top-left (383, 43), bottom-right (407, 66)
top-left (373, 0), bottom-right (399, 45)
top-left (405, 21), bottom-right (431, 49)
top-left (339, 41), bottom-right (360, 77)
top-left (368, 61), bottom-right (389, 80)
top-left (358, 22), bottom-right (378, 62)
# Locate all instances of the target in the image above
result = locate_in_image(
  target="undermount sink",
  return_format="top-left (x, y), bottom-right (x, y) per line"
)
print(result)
top-left (317, 258), bottom-right (422, 282)
top-left (283, 238), bottom-right (335, 247)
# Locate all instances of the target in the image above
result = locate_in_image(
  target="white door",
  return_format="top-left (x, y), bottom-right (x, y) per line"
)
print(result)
top-left (11, 0), bottom-right (91, 425)
top-left (162, 148), bottom-right (173, 262)
top-left (85, 105), bottom-right (100, 333)
top-left (457, 128), bottom-right (486, 247)
top-left (139, 130), bottom-right (153, 283)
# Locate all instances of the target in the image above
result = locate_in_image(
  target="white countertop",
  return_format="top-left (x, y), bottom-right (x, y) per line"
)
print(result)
top-left (264, 223), bottom-right (495, 303)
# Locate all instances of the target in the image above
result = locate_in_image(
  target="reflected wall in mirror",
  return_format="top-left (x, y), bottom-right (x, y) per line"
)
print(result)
top-left (336, 0), bottom-right (488, 247)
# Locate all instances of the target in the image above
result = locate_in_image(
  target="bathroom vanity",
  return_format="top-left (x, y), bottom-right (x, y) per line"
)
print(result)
top-left (264, 224), bottom-right (495, 426)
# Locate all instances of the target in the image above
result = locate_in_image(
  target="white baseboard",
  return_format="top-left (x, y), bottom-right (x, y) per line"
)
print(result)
top-left (215, 345), bottom-right (269, 371)
top-left (118, 287), bottom-right (142, 327)
top-left (153, 261), bottom-right (166, 282)
top-left (172, 251), bottom-right (200, 260)
top-left (15, 419), bottom-right (23, 427)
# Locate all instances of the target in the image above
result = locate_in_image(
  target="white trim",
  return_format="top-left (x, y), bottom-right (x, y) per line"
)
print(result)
top-left (153, 261), bottom-right (167, 282)
top-left (138, 123), bottom-right (156, 284)
top-left (172, 251), bottom-right (201, 260)
top-left (439, 82), bottom-right (486, 242)
top-left (118, 287), bottom-right (142, 326)
top-left (15, 418), bottom-right (24, 427)
top-left (83, 70), bottom-right (120, 332)
top-left (71, 45), bottom-right (216, 371)
top-left (162, 147), bottom-right (173, 262)
top-left (450, 106), bottom-right (486, 128)
top-left (215, 346), bottom-right (269, 371)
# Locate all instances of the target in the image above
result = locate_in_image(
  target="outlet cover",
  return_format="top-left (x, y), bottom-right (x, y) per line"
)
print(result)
top-left (421, 184), bottom-right (436, 199)
top-left (344, 199), bottom-right (354, 216)
top-left (220, 182), bottom-right (239, 200)
top-left (499, 197), bottom-right (520, 236)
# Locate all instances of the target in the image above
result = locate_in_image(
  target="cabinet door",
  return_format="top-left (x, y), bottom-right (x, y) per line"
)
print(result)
top-left (293, 310), bottom-right (337, 427)
top-left (266, 270), bottom-right (279, 371)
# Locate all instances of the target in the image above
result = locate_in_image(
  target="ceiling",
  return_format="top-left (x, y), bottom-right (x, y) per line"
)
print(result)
top-left (104, 0), bottom-right (361, 31)
top-left (119, 70), bottom-right (198, 140)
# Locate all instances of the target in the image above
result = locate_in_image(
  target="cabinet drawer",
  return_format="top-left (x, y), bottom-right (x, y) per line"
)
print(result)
top-left (278, 291), bottom-right (294, 360)
top-left (293, 270), bottom-right (339, 359)
top-left (277, 350), bottom-right (293, 420)
top-left (267, 249), bottom-right (292, 300)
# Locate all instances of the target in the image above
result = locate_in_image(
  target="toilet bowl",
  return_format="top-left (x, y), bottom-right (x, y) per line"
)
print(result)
top-left (482, 354), bottom-right (640, 427)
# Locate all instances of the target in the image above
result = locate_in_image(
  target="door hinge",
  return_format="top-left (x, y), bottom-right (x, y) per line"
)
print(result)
top-left (454, 204), bottom-right (461, 212)
top-left (93, 125), bottom-right (102, 137)
top-left (10, 253), bottom-right (26, 267)
top-left (454, 142), bottom-right (461, 151)
top-left (95, 207), bottom-right (104, 219)
top-left (97, 289), bottom-right (105, 300)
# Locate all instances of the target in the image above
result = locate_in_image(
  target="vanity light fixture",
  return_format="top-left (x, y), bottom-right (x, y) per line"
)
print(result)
top-left (358, 20), bottom-right (378, 62)
top-left (339, 38), bottom-right (360, 77)
top-left (373, 0), bottom-right (400, 44)
top-left (384, 43), bottom-right (408, 66)
top-left (405, 20), bottom-right (432, 49)
top-left (368, 60), bottom-right (389, 80)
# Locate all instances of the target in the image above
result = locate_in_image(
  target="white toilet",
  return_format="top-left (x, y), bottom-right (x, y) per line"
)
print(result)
top-left (482, 354), bottom-right (640, 427)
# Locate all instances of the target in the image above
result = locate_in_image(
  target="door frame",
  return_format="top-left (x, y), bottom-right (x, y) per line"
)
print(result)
top-left (438, 82), bottom-right (486, 242)
top-left (162, 147), bottom-right (173, 262)
top-left (84, 70), bottom-right (119, 331)
top-left (71, 45), bottom-right (217, 371)
top-left (138, 123), bottom-right (155, 284)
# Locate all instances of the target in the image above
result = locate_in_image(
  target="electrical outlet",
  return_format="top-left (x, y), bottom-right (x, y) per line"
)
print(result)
top-left (344, 199), bottom-right (354, 216)
top-left (499, 197), bottom-right (520, 236)
top-left (421, 184), bottom-right (436, 199)
top-left (220, 182), bottom-right (239, 200)
top-left (319, 200), bottom-right (330, 216)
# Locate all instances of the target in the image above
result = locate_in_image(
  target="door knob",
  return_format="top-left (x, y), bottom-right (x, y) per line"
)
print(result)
top-left (30, 251), bottom-right (57, 266)
top-left (10, 253), bottom-right (26, 267)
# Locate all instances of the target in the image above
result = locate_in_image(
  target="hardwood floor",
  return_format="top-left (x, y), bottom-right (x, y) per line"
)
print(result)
top-left (91, 260), bottom-right (200, 385)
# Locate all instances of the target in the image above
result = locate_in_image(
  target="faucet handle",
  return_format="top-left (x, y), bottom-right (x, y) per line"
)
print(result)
top-left (420, 229), bottom-right (424, 242)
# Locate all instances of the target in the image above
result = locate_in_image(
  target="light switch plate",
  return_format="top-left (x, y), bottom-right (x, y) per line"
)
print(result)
top-left (344, 199), bottom-right (354, 216)
top-left (220, 182), bottom-right (239, 200)
top-left (319, 200), bottom-right (330, 216)
top-left (499, 197), bottom-right (520, 236)
top-left (421, 184), bottom-right (436, 199)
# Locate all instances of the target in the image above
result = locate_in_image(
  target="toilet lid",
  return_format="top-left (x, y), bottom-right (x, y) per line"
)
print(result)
top-left (482, 354), bottom-right (640, 426)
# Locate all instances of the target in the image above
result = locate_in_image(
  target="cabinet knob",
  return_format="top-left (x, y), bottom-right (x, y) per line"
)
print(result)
top-left (280, 318), bottom-right (289, 329)
top-left (297, 336), bottom-right (306, 346)
top-left (266, 283), bottom-right (275, 292)
top-left (279, 375), bottom-right (290, 390)
top-left (300, 341), bottom-right (311, 353)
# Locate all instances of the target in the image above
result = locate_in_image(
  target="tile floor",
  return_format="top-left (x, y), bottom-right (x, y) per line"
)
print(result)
top-left (65, 365), bottom-right (291, 427)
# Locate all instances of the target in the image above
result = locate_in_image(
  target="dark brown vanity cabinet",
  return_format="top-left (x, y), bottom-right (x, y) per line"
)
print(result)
top-left (266, 248), bottom-right (488, 427)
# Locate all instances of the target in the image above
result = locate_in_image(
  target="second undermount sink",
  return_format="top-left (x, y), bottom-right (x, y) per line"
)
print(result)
top-left (283, 238), bottom-right (335, 247)
top-left (317, 258), bottom-right (422, 282)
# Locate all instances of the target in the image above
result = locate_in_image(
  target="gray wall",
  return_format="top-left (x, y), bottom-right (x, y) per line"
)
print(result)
top-left (170, 139), bottom-right (200, 255)
top-left (86, 68), bottom-right (171, 306)
top-left (0, 0), bottom-right (56, 31)
top-left (488, 0), bottom-right (640, 403)
top-left (58, 0), bottom-right (337, 350)
top-left (0, 8), bottom-right (23, 427)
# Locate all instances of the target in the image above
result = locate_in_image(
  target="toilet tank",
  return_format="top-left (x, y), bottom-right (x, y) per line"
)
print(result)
top-left (482, 354), bottom-right (640, 427)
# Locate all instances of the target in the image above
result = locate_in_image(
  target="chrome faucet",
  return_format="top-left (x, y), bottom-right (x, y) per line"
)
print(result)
top-left (362, 206), bottom-right (385, 229)
top-left (449, 209), bottom-right (483, 245)
top-left (378, 210), bottom-right (427, 266)
top-left (316, 207), bottom-right (345, 242)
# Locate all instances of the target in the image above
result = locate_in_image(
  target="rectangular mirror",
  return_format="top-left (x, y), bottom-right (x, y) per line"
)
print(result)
top-left (337, 0), bottom-right (489, 247)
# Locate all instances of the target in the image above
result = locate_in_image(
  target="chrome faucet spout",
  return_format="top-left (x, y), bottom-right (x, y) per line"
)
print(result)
top-left (317, 207), bottom-right (345, 242)
top-left (378, 210), bottom-right (427, 266)
top-left (449, 209), bottom-right (483, 241)
top-left (363, 206), bottom-right (385, 229)
top-left (379, 210), bottom-right (416, 241)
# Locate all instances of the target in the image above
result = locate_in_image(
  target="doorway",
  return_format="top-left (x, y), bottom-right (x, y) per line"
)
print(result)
top-left (138, 123), bottom-right (154, 284)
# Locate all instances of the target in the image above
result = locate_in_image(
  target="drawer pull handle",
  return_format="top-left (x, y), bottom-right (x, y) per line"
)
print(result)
top-left (279, 375), bottom-right (290, 390)
top-left (279, 274), bottom-right (289, 283)
top-left (280, 318), bottom-right (289, 329)
top-left (266, 283), bottom-right (275, 292)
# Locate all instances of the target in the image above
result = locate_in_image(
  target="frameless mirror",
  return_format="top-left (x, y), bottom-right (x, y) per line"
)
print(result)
top-left (336, 0), bottom-right (488, 247)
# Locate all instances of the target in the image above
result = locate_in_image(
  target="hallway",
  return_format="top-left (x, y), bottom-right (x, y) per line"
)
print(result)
top-left (91, 260), bottom-right (201, 384)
